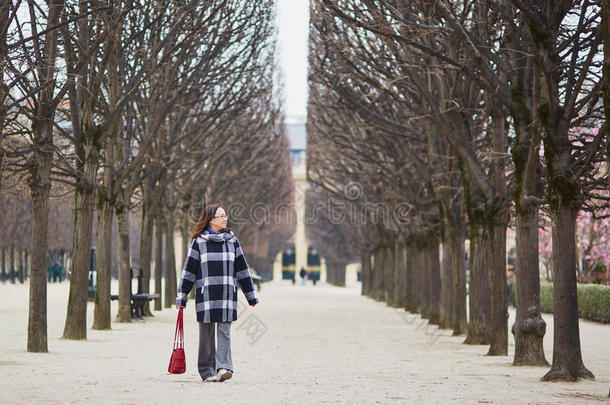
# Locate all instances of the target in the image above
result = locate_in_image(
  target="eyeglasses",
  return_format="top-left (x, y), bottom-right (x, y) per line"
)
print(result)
top-left (213, 215), bottom-right (228, 219)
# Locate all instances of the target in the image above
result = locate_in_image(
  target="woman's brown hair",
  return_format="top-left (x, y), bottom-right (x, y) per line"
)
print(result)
top-left (190, 205), bottom-right (226, 240)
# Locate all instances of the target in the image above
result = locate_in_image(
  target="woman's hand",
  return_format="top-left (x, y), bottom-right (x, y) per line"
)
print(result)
top-left (176, 305), bottom-right (185, 310)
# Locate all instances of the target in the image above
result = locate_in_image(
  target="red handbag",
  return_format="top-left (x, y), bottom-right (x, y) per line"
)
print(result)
top-left (168, 308), bottom-right (186, 374)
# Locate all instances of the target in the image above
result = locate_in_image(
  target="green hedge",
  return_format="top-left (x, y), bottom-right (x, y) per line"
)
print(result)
top-left (507, 281), bottom-right (610, 323)
top-left (540, 282), bottom-right (553, 314)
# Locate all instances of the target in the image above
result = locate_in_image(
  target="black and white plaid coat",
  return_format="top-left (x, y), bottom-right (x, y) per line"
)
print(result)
top-left (176, 229), bottom-right (259, 323)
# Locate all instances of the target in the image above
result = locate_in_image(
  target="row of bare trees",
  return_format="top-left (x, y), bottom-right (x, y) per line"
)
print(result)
top-left (0, 185), bottom-right (72, 283)
top-left (305, 185), bottom-right (361, 286)
top-left (0, 184), bottom-right (149, 281)
top-left (307, 0), bottom-right (609, 382)
top-left (1, 0), bottom-right (292, 353)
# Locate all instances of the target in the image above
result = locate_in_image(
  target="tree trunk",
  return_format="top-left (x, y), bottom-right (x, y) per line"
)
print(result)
top-left (92, 199), bottom-right (113, 330)
top-left (604, 25), bottom-right (610, 395)
top-left (2, 247), bottom-right (6, 281)
top-left (0, 2), bottom-right (7, 192)
top-left (180, 210), bottom-right (196, 301)
top-left (417, 245), bottom-right (429, 318)
top-left (371, 249), bottom-right (380, 300)
top-left (487, 105), bottom-right (510, 356)
top-left (9, 245), bottom-right (15, 283)
top-left (512, 206), bottom-right (548, 366)
top-left (541, 205), bottom-right (594, 381)
top-left (25, 249), bottom-right (30, 280)
top-left (116, 207), bottom-right (132, 322)
top-left (427, 236), bottom-right (440, 325)
top-left (439, 241), bottom-right (453, 329)
top-left (394, 239), bottom-right (406, 309)
top-left (405, 242), bottom-right (417, 313)
top-left (487, 220), bottom-right (508, 356)
top-left (17, 248), bottom-right (25, 284)
top-left (18, 248), bottom-right (24, 283)
top-left (181, 210), bottom-right (189, 257)
top-left (602, 1), bottom-right (610, 196)
top-left (510, 60), bottom-right (548, 364)
top-left (464, 223), bottom-right (491, 345)
top-left (164, 214), bottom-right (177, 308)
top-left (27, 141), bottom-right (52, 351)
top-left (63, 154), bottom-right (97, 340)
top-left (363, 253), bottom-right (370, 295)
top-left (370, 250), bottom-right (378, 298)
top-left (373, 247), bottom-right (385, 301)
top-left (602, 21), bottom-right (610, 391)
top-left (366, 252), bottom-right (373, 297)
top-left (327, 261), bottom-right (345, 286)
top-left (361, 252), bottom-right (370, 296)
top-left (154, 215), bottom-right (163, 310)
top-left (139, 203), bottom-right (154, 316)
top-left (383, 244), bottom-right (395, 305)
top-left (450, 229), bottom-right (467, 335)
top-left (413, 245), bottom-right (422, 315)
top-left (336, 262), bottom-right (345, 286)
top-left (360, 251), bottom-right (371, 297)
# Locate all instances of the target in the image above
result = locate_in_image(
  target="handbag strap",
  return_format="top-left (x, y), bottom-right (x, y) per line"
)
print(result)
top-left (173, 308), bottom-right (184, 350)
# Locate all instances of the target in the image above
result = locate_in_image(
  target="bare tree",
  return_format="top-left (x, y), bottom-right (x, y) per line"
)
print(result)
top-left (2, 0), bottom-right (69, 352)
top-left (309, 0), bottom-right (472, 336)
top-left (133, 0), bottom-right (280, 308)
top-left (59, 0), bottom-right (199, 339)
top-left (93, 0), bottom-right (238, 326)
top-left (602, 3), bottom-right (610, 202)
top-left (310, 0), bottom-right (606, 377)
top-left (511, 0), bottom-right (602, 381)
top-left (0, 0), bottom-right (12, 191)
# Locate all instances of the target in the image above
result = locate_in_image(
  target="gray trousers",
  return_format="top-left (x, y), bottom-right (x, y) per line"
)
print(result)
top-left (198, 322), bottom-right (233, 380)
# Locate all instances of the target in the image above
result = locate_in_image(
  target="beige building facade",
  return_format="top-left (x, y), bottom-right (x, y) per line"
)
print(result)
top-left (272, 123), bottom-right (326, 282)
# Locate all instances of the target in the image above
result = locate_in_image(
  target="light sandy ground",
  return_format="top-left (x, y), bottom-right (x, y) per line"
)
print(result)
top-left (0, 279), bottom-right (608, 405)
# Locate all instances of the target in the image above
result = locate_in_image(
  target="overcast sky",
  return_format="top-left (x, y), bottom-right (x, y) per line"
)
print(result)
top-left (13, 2), bottom-right (310, 123)
top-left (276, 0), bottom-right (309, 123)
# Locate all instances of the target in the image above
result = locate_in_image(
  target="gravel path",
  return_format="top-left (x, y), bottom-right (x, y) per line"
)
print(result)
top-left (0, 280), bottom-right (608, 404)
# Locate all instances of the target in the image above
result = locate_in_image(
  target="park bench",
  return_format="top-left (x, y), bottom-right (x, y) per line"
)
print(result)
top-left (110, 267), bottom-right (159, 319)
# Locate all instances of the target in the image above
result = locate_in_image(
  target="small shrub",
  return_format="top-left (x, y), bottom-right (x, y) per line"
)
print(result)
top-left (578, 283), bottom-right (610, 323)
top-left (540, 282), bottom-right (554, 313)
top-left (506, 281), bottom-right (609, 323)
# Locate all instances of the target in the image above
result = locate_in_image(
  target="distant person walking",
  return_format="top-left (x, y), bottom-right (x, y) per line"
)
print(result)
top-left (299, 266), bottom-right (307, 286)
top-left (52, 261), bottom-right (62, 282)
top-left (176, 205), bottom-right (259, 383)
top-left (47, 261), bottom-right (62, 283)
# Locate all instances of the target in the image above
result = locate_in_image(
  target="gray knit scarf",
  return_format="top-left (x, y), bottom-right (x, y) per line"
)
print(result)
top-left (199, 229), bottom-right (234, 243)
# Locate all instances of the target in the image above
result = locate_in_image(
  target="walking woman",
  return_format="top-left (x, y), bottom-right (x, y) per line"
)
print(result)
top-left (176, 205), bottom-right (259, 382)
